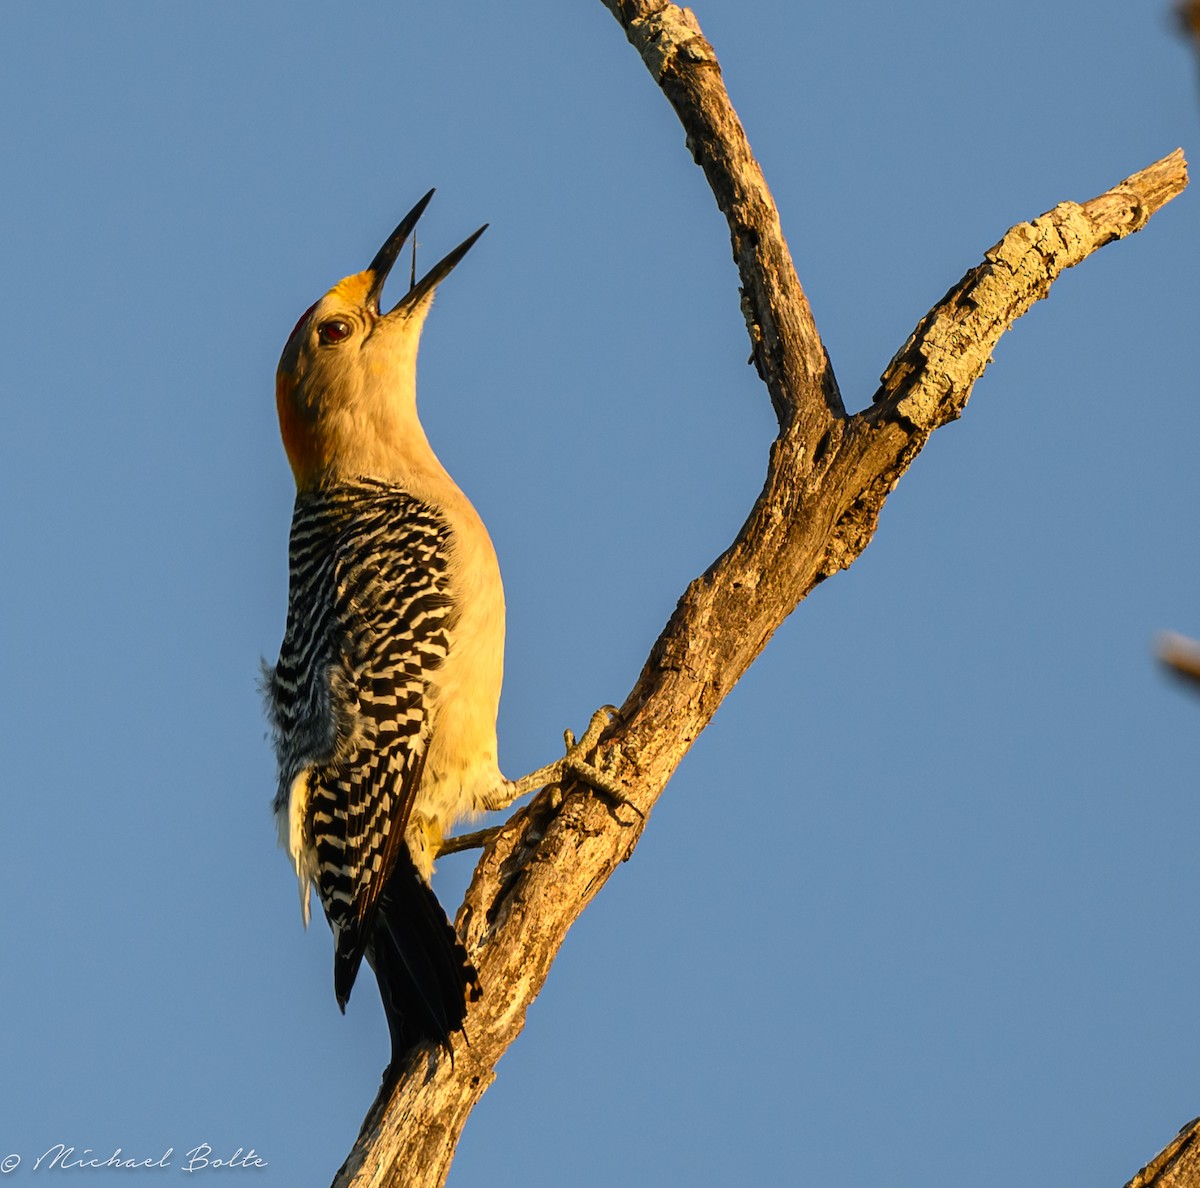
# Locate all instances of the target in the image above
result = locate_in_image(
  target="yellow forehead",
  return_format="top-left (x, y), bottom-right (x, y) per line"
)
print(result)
top-left (327, 270), bottom-right (373, 307)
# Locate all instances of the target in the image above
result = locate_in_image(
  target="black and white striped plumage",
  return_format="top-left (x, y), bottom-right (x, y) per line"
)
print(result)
top-left (265, 477), bottom-right (480, 1053)
top-left (268, 196), bottom-right (503, 1070)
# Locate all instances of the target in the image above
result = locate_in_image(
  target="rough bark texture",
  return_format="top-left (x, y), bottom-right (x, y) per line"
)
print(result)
top-left (1125, 1119), bottom-right (1200, 1188)
top-left (330, 4), bottom-right (1188, 1185)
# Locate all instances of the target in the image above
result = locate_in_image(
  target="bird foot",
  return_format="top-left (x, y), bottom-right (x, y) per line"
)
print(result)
top-left (481, 705), bottom-right (629, 813)
top-left (441, 710), bottom-right (643, 859)
top-left (438, 707), bottom-right (639, 858)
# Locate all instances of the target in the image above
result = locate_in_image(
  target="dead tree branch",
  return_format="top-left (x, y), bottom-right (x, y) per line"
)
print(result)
top-left (332, 3), bottom-right (1187, 1184)
top-left (1125, 1118), bottom-right (1200, 1188)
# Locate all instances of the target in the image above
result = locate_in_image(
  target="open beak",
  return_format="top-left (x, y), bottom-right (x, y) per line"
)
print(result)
top-left (365, 190), bottom-right (487, 317)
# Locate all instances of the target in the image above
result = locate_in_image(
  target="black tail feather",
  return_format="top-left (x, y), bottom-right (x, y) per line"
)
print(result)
top-left (363, 851), bottom-right (480, 1063)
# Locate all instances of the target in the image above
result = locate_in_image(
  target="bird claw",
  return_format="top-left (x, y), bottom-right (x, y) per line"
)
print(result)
top-left (443, 707), bottom-right (638, 856)
top-left (475, 705), bottom-right (627, 813)
top-left (554, 704), bottom-right (624, 797)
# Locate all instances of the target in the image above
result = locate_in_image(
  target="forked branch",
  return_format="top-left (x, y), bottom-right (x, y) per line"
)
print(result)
top-left (332, 4), bottom-right (1187, 1185)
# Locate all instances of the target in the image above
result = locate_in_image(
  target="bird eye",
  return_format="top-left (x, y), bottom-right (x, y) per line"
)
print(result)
top-left (318, 319), bottom-right (351, 345)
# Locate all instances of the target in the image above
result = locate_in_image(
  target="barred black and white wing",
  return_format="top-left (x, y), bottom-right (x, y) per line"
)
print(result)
top-left (266, 478), bottom-right (477, 1050)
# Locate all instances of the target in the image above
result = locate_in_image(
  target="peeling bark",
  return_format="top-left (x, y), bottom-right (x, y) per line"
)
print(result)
top-left (1125, 1119), bottom-right (1200, 1188)
top-left (330, 4), bottom-right (1188, 1185)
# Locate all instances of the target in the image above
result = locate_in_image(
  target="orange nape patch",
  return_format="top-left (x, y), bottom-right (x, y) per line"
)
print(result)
top-left (276, 372), bottom-right (322, 488)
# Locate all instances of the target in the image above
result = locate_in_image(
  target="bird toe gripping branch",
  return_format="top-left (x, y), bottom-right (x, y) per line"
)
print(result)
top-left (438, 705), bottom-right (636, 860)
top-left (483, 705), bottom-right (626, 810)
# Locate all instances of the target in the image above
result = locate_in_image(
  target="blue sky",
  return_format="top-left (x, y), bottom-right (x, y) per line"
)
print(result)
top-left (1, 2), bottom-right (1197, 1184)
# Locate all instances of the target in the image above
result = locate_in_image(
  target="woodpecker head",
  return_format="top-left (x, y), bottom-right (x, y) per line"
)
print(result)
top-left (276, 191), bottom-right (486, 490)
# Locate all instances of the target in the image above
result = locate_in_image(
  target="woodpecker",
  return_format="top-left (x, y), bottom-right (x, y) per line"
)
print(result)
top-left (264, 192), bottom-right (502, 1066)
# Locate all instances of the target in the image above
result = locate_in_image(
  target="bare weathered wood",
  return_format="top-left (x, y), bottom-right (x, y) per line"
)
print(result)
top-left (600, 0), bottom-right (844, 439)
top-left (1125, 1118), bottom-right (1200, 1188)
top-left (331, 4), bottom-right (1187, 1185)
